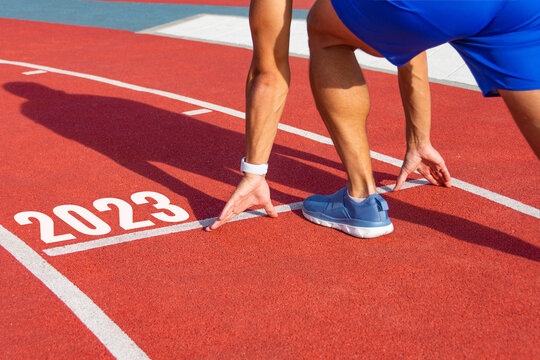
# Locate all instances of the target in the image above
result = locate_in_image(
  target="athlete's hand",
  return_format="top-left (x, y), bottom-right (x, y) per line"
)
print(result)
top-left (205, 173), bottom-right (278, 231)
top-left (394, 144), bottom-right (452, 191)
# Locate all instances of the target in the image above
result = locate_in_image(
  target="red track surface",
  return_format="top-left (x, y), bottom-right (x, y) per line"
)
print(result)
top-left (1, 18), bottom-right (539, 359)
top-left (85, 0), bottom-right (316, 9)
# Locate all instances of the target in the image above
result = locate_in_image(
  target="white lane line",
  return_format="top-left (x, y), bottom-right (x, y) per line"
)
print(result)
top-left (1, 59), bottom-right (538, 220)
top-left (182, 108), bottom-right (212, 116)
top-left (22, 69), bottom-right (47, 75)
top-left (451, 179), bottom-right (539, 218)
top-left (43, 180), bottom-right (429, 257)
top-left (1, 60), bottom-right (245, 118)
top-left (44, 202), bottom-right (302, 256)
top-left (0, 226), bottom-right (150, 359)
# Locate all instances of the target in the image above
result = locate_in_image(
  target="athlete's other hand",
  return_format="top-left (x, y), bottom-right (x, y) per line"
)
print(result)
top-left (205, 173), bottom-right (278, 231)
top-left (394, 144), bottom-right (452, 191)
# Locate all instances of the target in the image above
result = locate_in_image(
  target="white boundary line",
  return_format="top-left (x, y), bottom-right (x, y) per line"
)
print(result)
top-left (22, 69), bottom-right (47, 75)
top-left (43, 180), bottom-right (429, 257)
top-left (0, 225), bottom-right (150, 359)
top-left (182, 108), bottom-right (212, 116)
top-left (2, 59), bottom-right (536, 218)
top-left (0, 59), bottom-right (246, 118)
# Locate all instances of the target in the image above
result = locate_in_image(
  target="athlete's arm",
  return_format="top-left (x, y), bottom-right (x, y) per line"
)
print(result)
top-left (394, 52), bottom-right (451, 190)
top-left (245, 0), bottom-right (292, 165)
top-left (206, 0), bottom-right (293, 231)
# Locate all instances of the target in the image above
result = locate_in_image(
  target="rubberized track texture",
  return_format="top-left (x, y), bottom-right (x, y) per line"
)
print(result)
top-left (0, 13), bottom-right (539, 360)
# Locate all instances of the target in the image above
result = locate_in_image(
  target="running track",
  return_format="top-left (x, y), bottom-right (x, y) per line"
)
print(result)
top-left (0, 1), bottom-right (539, 359)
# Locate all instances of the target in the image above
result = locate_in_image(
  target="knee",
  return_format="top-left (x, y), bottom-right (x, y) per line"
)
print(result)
top-left (250, 50), bottom-right (291, 86)
top-left (248, 59), bottom-right (291, 94)
top-left (307, 0), bottom-right (330, 50)
top-left (252, 69), bottom-right (288, 88)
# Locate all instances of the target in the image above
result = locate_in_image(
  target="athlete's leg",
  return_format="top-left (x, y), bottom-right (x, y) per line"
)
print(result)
top-left (499, 89), bottom-right (540, 159)
top-left (307, 0), bottom-right (383, 198)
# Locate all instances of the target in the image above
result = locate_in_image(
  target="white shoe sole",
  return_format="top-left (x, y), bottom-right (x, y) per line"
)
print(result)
top-left (302, 210), bottom-right (394, 239)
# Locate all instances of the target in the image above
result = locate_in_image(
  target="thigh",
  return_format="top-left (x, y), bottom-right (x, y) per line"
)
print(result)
top-left (328, 0), bottom-right (504, 66)
top-left (308, 0), bottom-right (382, 57)
top-left (500, 89), bottom-right (540, 158)
top-left (327, 0), bottom-right (449, 65)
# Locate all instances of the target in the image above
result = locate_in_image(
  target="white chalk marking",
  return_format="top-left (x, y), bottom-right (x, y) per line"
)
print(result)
top-left (0, 225), bottom-right (150, 359)
top-left (44, 180), bottom-right (429, 256)
top-left (1, 59), bottom-right (537, 219)
top-left (182, 108), bottom-right (212, 116)
top-left (22, 69), bottom-right (47, 75)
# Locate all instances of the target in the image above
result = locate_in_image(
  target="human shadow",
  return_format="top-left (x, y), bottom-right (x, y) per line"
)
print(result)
top-left (4, 81), bottom-right (346, 220)
top-left (387, 197), bottom-right (540, 262)
top-left (6, 82), bottom-right (539, 262)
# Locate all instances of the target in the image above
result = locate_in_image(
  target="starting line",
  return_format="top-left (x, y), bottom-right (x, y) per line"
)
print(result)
top-left (43, 180), bottom-right (430, 256)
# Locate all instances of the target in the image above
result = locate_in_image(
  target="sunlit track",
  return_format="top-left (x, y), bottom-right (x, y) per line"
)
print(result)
top-left (0, 226), bottom-right (150, 360)
top-left (1, 59), bottom-right (538, 221)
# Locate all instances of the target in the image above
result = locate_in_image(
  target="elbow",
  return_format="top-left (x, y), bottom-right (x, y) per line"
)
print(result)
top-left (249, 63), bottom-right (291, 89)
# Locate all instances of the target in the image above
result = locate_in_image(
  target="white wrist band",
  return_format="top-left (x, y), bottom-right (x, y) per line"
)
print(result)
top-left (241, 157), bottom-right (268, 175)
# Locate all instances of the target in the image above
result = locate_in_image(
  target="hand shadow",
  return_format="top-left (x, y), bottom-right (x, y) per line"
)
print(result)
top-left (6, 82), bottom-right (538, 263)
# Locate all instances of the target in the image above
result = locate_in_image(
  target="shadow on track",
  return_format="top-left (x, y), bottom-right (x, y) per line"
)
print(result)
top-left (4, 81), bottom-right (342, 218)
top-left (5, 81), bottom-right (539, 262)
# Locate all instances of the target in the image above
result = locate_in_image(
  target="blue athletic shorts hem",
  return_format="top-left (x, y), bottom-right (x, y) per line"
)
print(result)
top-left (330, 0), bottom-right (540, 97)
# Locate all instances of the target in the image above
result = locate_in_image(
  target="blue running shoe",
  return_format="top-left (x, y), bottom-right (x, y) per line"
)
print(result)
top-left (302, 187), bottom-right (393, 238)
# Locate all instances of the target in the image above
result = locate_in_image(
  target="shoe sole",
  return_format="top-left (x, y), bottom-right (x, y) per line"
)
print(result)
top-left (302, 210), bottom-right (394, 239)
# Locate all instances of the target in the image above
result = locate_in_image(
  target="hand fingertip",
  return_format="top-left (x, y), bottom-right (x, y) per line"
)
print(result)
top-left (208, 221), bottom-right (222, 231)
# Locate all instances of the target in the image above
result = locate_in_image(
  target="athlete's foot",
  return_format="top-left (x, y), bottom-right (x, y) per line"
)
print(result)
top-left (301, 187), bottom-right (393, 238)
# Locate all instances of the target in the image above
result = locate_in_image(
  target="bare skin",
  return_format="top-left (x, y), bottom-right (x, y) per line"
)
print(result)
top-left (308, 0), bottom-right (539, 195)
top-left (307, 0), bottom-right (540, 190)
top-left (207, 0), bottom-right (538, 233)
top-left (307, 0), bottom-right (450, 197)
top-left (395, 51), bottom-right (452, 190)
top-left (206, 0), bottom-right (451, 231)
top-left (205, 0), bottom-right (291, 231)
top-left (500, 89), bottom-right (540, 159)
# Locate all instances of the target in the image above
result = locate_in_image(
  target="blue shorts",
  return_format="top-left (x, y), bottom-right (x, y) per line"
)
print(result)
top-left (330, 0), bottom-right (540, 96)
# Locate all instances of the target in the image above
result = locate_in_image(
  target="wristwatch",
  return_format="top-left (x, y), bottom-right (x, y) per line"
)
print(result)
top-left (241, 157), bottom-right (268, 175)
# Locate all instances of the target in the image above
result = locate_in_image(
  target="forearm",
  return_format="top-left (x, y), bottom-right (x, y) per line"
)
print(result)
top-left (245, 61), bottom-right (290, 164)
top-left (245, 0), bottom-right (292, 165)
top-left (398, 52), bottom-right (432, 149)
